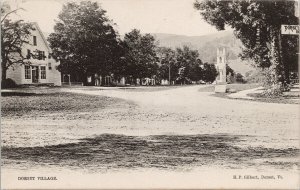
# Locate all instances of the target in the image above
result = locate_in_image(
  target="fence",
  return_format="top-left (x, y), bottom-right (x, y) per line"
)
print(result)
top-left (62, 82), bottom-right (83, 86)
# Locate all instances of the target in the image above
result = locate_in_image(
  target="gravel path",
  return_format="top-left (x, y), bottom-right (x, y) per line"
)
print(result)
top-left (227, 86), bottom-right (264, 99)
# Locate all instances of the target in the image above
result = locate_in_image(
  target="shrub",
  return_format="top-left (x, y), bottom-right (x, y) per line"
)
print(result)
top-left (245, 70), bottom-right (266, 84)
top-left (262, 83), bottom-right (284, 97)
top-left (1, 78), bottom-right (17, 89)
top-left (261, 69), bottom-right (290, 96)
top-left (235, 73), bottom-right (245, 83)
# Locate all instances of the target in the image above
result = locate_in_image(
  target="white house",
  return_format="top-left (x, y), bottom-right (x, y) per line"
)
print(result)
top-left (6, 22), bottom-right (61, 86)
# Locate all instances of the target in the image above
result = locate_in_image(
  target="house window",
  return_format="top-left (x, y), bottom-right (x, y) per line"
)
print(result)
top-left (36, 51), bottom-right (46, 60)
top-left (48, 63), bottom-right (52, 70)
top-left (27, 49), bottom-right (31, 59)
top-left (25, 66), bottom-right (31, 79)
top-left (42, 51), bottom-right (45, 60)
top-left (33, 36), bottom-right (37, 46)
top-left (41, 66), bottom-right (46, 79)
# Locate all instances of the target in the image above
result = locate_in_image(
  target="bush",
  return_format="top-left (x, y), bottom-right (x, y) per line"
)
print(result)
top-left (262, 83), bottom-right (283, 97)
top-left (261, 69), bottom-right (290, 96)
top-left (1, 78), bottom-right (17, 89)
top-left (245, 70), bottom-right (266, 84)
top-left (235, 73), bottom-right (245, 83)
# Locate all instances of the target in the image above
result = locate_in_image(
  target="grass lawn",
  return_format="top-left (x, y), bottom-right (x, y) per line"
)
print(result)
top-left (1, 87), bottom-right (127, 117)
top-left (247, 93), bottom-right (300, 104)
top-left (198, 83), bottom-right (261, 92)
top-left (84, 85), bottom-right (191, 92)
top-left (200, 83), bottom-right (299, 104)
top-left (114, 85), bottom-right (187, 92)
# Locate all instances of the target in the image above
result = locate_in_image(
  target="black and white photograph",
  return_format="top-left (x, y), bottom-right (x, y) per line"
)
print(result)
top-left (1, 0), bottom-right (299, 189)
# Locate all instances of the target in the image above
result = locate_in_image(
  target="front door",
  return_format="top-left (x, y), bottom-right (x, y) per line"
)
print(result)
top-left (32, 66), bottom-right (39, 83)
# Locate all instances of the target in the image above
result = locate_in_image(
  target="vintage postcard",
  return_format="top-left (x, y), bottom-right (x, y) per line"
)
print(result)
top-left (1, 0), bottom-right (299, 189)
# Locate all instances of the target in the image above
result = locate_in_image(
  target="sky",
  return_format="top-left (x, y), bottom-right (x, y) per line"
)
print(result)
top-left (7, 0), bottom-right (224, 36)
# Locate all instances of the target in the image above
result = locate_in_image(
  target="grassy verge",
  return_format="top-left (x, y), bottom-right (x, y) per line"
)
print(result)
top-left (116, 86), bottom-right (183, 92)
top-left (225, 83), bottom-right (262, 91)
top-left (95, 85), bottom-right (191, 92)
top-left (247, 93), bottom-right (300, 104)
top-left (200, 83), bottom-right (299, 104)
top-left (51, 85), bottom-right (192, 92)
top-left (198, 83), bottom-right (261, 92)
top-left (1, 88), bottom-right (127, 117)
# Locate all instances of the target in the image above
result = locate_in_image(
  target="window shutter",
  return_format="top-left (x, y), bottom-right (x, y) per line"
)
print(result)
top-left (33, 36), bottom-right (37, 46)
top-left (27, 49), bottom-right (31, 59)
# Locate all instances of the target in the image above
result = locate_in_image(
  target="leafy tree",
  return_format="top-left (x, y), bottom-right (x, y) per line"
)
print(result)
top-left (157, 47), bottom-right (177, 82)
top-left (194, 0), bottom-right (298, 93)
top-left (226, 64), bottom-right (235, 83)
top-left (226, 64), bottom-right (235, 76)
top-left (48, 1), bottom-right (120, 83)
top-left (236, 73), bottom-right (245, 83)
top-left (175, 46), bottom-right (202, 81)
top-left (202, 63), bottom-right (218, 83)
top-left (1, 2), bottom-right (34, 82)
top-left (158, 46), bottom-right (206, 84)
top-left (123, 29), bottom-right (159, 81)
top-left (189, 63), bottom-right (203, 82)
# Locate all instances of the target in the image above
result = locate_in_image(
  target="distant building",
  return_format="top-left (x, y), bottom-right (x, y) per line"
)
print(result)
top-left (6, 22), bottom-right (61, 86)
top-left (85, 73), bottom-right (126, 86)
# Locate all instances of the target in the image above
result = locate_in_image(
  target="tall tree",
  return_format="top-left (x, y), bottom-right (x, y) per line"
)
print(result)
top-left (194, 0), bottom-right (298, 94)
top-left (123, 29), bottom-right (159, 81)
top-left (1, 2), bottom-right (34, 81)
top-left (202, 62), bottom-right (218, 83)
top-left (175, 46), bottom-right (202, 82)
top-left (48, 1), bottom-right (120, 83)
top-left (157, 47), bottom-right (177, 82)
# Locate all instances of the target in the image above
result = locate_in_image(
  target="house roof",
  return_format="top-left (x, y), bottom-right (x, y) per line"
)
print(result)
top-left (31, 22), bottom-right (51, 52)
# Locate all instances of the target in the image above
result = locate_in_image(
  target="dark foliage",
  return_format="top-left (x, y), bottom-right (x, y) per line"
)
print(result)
top-left (194, 0), bottom-right (298, 93)
top-left (1, 78), bottom-right (16, 89)
top-left (202, 63), bottom-right (218, 83)
top-left (123, 29), bottom-right (159, 80)
top-left (48, 1), bottom-right (122, 82)
top-left (1, 3), bottom-right (34, 81)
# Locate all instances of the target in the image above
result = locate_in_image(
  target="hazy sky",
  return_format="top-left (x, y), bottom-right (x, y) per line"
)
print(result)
top-left (9, 0), bottom-right (225, 36)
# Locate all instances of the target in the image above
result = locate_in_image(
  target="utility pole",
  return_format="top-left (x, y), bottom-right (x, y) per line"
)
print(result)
top-left (168, 63), bottom-right (171, 85)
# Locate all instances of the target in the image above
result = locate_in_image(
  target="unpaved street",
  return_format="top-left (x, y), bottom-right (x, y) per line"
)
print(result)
top-left (63, 85), bottom-right (300, 149)
top-left (2, 85), bottom-right (299, 150)
top-left (1, 85), bottom-right (299, 189)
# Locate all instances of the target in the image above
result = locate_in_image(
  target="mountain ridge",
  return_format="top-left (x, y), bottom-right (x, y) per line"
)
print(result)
top-left (151, 31), bottom-right (254, 75)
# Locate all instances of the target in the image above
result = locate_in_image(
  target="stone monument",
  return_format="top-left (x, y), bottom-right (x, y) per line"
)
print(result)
top-left (215, 47), bottom-right (227, 93)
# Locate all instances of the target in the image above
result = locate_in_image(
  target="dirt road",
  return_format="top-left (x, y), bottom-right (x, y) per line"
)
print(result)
top-left (62, 85), bottom-right (299, 149)
top-left (2, 85), bottom-right (299, 189)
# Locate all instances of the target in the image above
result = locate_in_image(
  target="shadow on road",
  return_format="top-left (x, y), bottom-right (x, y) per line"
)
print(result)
top-left (2, 134), bottom-right (299, 172)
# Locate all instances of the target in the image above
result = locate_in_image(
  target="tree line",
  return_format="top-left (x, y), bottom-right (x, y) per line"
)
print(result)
top-left (2, 0), bottom-right (297, 92)
top-left (48, 1), bottom-right (218, 85)
top-left (1, 1), bottom-right (218, 86)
